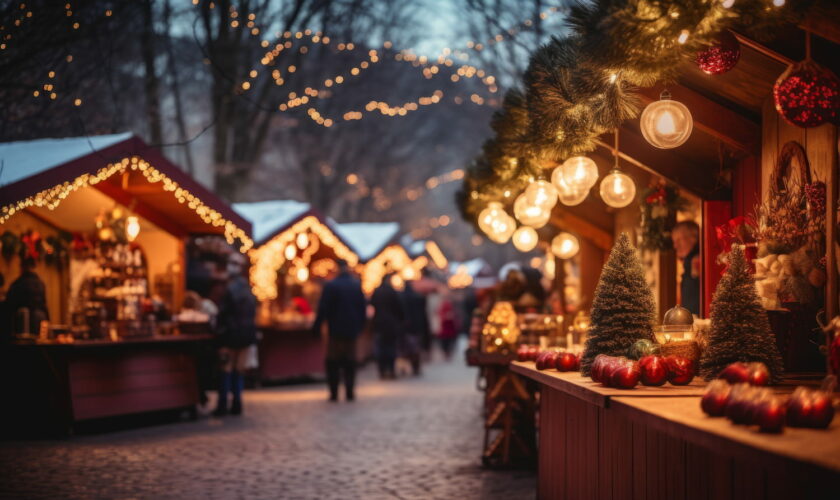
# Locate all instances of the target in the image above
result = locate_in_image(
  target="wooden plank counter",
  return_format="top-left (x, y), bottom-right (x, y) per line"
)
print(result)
top-left (258, 326), bottom-right (324, 382)
top-left (2, 334), bottom-right (211, 436)
top-left (512, 361), bottom-right (839, 500)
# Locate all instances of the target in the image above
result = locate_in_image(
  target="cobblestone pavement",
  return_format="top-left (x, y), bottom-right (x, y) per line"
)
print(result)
top-left (0, 352), bottom-right (536, 500)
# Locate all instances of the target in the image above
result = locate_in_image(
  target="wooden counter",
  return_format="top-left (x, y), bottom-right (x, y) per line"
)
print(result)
top-left (512, 361), bottom-right (839, 500)
top-left (2, 334), bottom-right (211, 436)
top-left (258, 326), bottom-right (324, 382)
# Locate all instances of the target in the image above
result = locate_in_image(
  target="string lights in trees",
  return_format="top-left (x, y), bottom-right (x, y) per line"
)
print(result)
top-left (639, 90), bottom-right (693, 149)
top-left (559, 156), bottom-right (599, 193)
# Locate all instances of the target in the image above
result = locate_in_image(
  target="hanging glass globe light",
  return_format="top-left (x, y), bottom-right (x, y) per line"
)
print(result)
top-left (513, 193), bottom-right (551, 228)
top-left (478, 201), bottom-right (505, 235)
top-left (599, 169), bottom-right (637, 208)
top-left (523, 180), bottom-right (558, 209)
top-left (512, 226), bottom-right (539, 252)
top-left (560, 156), bottom-right (599, 191)
top-left (551, 166), bottom-right (589, 206)
top-left (551, 232), bottom-right (580, 259)
top-left (639, 90), bottom-right (693, 149)
top-left (487, 213), bottom-right (516, 244)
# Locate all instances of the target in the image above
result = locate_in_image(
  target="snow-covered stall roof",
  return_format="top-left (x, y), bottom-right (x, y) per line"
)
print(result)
top-left (233, 200), bottom-right (311, 244)
top-left (332, 222), bottom-right (400, 262)
top-left (0, 132), bottom-right (133, 187)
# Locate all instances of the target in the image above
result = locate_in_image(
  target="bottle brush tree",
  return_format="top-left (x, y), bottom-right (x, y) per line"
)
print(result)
top-left (580, 233), bottom-right (656, 376)
top-left (700, 245), bottom-right (784, 383)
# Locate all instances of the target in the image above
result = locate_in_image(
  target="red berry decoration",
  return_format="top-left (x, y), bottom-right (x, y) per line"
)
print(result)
top-left (666, 356), bottom-right (696, 385)
top-left (516, 345), bottom-right (530, 362)
top-left (696, 30), bottom-right (740, 75)
top-left (755, 396), bottom-right (786, 433)
top-left (774, 60), bottom-right (840, 128)
top-left (590, 354), bottom-right (609, 383)
top-left (610, 360), bottom-right (641, 389)
top-left (638, 355), bottom-right (668, 387)
top-left (719, 362), bottom-right (750, 384)
top-left (701, 380), bottom-right (732, 417)
top-left (746, 362), bottom-right (770, 386)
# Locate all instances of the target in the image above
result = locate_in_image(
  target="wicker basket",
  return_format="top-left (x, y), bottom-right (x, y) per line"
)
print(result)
top-left (658, 340), bottom-right (701, 364)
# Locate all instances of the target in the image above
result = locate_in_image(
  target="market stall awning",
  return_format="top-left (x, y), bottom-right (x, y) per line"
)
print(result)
top-left (0, 133), bottom-right (253, 250)
top-left (332, 222), bottom-right (400, 263)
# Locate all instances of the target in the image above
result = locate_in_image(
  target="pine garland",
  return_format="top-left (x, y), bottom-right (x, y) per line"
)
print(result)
top-left (700, 245), bottom-right (785, 383)
top-left (580, 233), bottom-right (657, 375)
top-left (458, 0), bottom-right (807, 226)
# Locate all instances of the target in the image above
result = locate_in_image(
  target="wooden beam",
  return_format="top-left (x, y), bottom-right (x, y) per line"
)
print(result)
top-left (549, 211), bottom-right (613, 251)
top-left (801, 4), bottom-right (840, 47)
top-left (636, 84), bottom-right (759, 154)
top-left (730, 31), bottom-right (794, 66)
top-left (594, 128), bottom-right (723, 199)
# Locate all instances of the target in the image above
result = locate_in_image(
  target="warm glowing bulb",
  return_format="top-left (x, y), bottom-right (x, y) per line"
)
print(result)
top-left (773, 0), bottom-right (784, 6)
top-left (512, 226), bottom-right (539, 252)
top-left (296, 267), bottom-right (309, 282)
top-left (677, 30), bottom-right (689, 44)
top-left (551, 166), bottom-right (589, 206)
top-left (721, 0), bottom-right (735, 7)
top-left (640, 94), bottom-right (693, 149)
top-left (284, 244), bottom-right (297, 260)
top-left (523, 180), bottom-right (558, 209)
top-left (655, 111), bottom-right (676, 135)
top-left (560, 156), bottom-right (599, 191)
top-left (125, 216), bottom-right (140, 242)
top-left (599, 170), bottom-right (637, 208)
top-left (551, 232), bottom-right (579, 259)
top-left (513, 193), bottom-right (550, 228)
top-left (296, 232), bottom-right (309, 249)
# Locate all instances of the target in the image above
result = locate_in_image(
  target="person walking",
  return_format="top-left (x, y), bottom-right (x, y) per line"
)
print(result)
top-left (213, 253), bottom-right (257, 417)
top-left (401, 280), bottom-right (427, 376)
top-left (313, 260), bottom-right (366, 401)
top-left (437, 295), bottom-right (458, 361)
top-left (370, 274), bottom-right (405, 380)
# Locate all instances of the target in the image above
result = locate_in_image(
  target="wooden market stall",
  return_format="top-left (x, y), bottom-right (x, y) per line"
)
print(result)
top-left (234, 200), bottom-right (359, 382)
top-left (0, 133), bottom-right (253, 435)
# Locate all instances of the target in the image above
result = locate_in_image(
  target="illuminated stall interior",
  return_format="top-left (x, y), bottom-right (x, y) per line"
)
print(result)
top-left (0, 133), bottom-right (253, 338)
top-left (234, 200), bottom-right (359, 328)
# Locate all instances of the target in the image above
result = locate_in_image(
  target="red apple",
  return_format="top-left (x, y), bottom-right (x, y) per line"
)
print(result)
top-left (807, 391), bottom-right (835, 429)
top-left (601, 357), bottom-right (627, 387)
top-left (755, 397), bottom-right (786, 433)
top-left (786, 387), bottom-right (814, 427)
top-left (666, 356), bottom-right (696, 385)
top-left (536, 351), bottom-right (556, 370)
top-left (610, 361), bottom-right (640, 389)
top-left (516, 345), bottom-right (530, 362)
top-left (746, 362), bottom-right (770, 386)
top-left (527, 346), bottom-right (540, 361)
top-left (701, 380), bottom-right (731, 417)
top-left (590, 354), bottom-right (609, 383)
top-left (639, 355), bottom-right (668, 387)
top-left (719, 362), bottom-right (750, 384)
top-left (725, 383), bottom-right (758, 425)
top-left (555, 352), bottom-right (577, 372)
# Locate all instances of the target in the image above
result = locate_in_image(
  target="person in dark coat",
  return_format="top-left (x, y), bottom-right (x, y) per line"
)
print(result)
top-left (213, 253), bottom-right (257, 416)
top-left (4, 258), bottom-right (48, 337)
top-left (370, 275), bottom-right (405, 380)
top-left (401, 281), bottom-right (427, 376)
top-left (313, 260), bottom-right (367, 401)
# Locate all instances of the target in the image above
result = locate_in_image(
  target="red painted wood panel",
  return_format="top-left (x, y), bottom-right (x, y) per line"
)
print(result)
top-left (259, 329), bottom-right (325, 381)
top-left (702, 200), bottom-right (732, 318)
top-left (72, 385), bottom-right (195, 420)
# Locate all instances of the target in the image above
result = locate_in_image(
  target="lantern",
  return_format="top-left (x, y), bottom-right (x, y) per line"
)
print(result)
top-left (639, 91), bottom-right (693, 149)
top-left (599, 170), bottom-right (637, 208)
top-left (551, 232), bottom-right (579, 259)
top-left (512, 226), bottom-right (539, 252)
top-left (487, 213), bottom-right (516, 244)
top-left (478, 202), bottom-right (505, 235)
top-left (560, 156), bottom-right (599, 192)
top-left (523, 180), bottom-right (558, 209)
top-left (513, 193), bottom-right (550, 228)
top-left (125, 216), bottom-right (141, 242)
top-left (551, 166), bottom-right (588, 206)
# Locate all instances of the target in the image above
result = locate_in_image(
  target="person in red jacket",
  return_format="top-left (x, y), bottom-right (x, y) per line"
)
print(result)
top-left (437, 297), bottom-right (458, 361)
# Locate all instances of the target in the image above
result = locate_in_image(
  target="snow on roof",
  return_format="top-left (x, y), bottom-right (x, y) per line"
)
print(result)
top-left (0, 132), bottom-right (134, 187)
top-left (408, 239), bottom-right (427, 257)
top-left (233, 200), bottom-right (311, 244)
top-left (333, 222), bottom-right (400, 261)
top-left (449, 257), bottom-right (491, 277)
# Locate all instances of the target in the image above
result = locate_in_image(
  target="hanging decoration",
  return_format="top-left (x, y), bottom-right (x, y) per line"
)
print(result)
top-left (478, 202), bottom-right (516, 244)
top-left (774, 60), bottom-right (840, 128)
top-left (0, 230), bottom-right (70, 267)
top-left (551, 232), bottom-right (579, 259)
top-left (513, 193), bottom-right (551, 228)
top-left (639, 90), bottom-right (693, 149)
top-left (551, 166), bottom-right (588, 206)
top-left (512, 226), bottom-right (539, 252)
top-left (600, 129), bottom-right (637, 208)
top-left (639, 182), bottom-right (686, 251)
top-left (695, 30), bottom-right (740, 75)
top-left (559, 156), bottom-right (599, 193)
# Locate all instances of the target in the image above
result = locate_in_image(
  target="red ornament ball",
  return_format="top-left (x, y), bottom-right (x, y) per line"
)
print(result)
top-left (774, 60), bottom-right (840, 128)
top-left (696, 30), bottom-right (740, 75)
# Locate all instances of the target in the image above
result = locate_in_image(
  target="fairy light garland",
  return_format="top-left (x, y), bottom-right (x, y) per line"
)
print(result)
top-left (360, 244), bottom-right (419, 295)
top-left (0, 155), bottom-right (253, 252)
top-left (249, 215), bottom-right (358, 301)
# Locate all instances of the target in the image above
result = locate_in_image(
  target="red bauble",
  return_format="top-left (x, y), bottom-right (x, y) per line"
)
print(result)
top-left (808, 392), bottom-right (835, 429)
top-left (755, 398), bottom-right (786, 433)
top-left (555, 352), bottom-right (578, 372)
top-left (527, 346), bottom-right (540, 361)
top-left (666, 356), bottom-right (696, 385)
top-left (701, 380), bottom-right (731, 417)
top-left (517, 345), bottom-right (530, 362)
top-left (725, 384), bottom-right (759, 425)
top-left (610, 361), bottom-right (641, 389)
top-left (639, 355), bottom-right (668, 387)
top-left (536, 351), bottom-right (557, 370)
top-left (719, 362), bottom-right (750, 384)
top-left (774, 60), bottom-right (840, 128)
top-left (696, 30), bottom-right (740, 75)
top-left (591, 354), bottom-right (610, 383)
